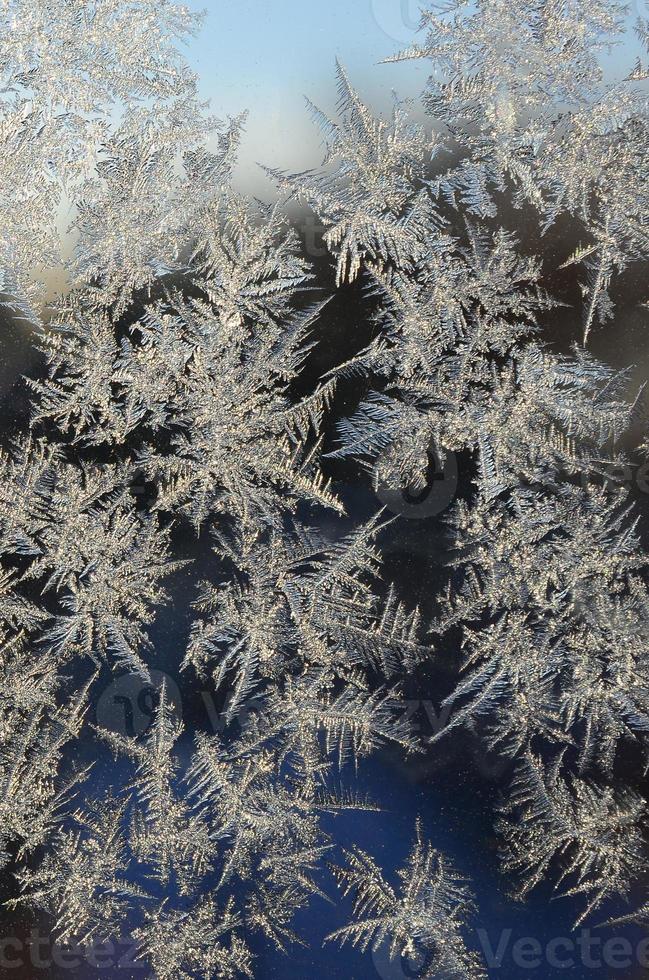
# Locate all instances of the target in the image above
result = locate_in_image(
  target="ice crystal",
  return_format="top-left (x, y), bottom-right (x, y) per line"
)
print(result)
top-left (497, 752), bottom-right (646, 925)
top-left (0, 0), bottom-right (215, 320)
top-left (327, 818), bottom-right (485, 978)
top-left (2, 0), bottom-right (649, 973)
top-left (433, 484), bottom-right (649, 770)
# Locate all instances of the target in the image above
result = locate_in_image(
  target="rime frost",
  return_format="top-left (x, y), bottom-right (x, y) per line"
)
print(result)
top-left (1, 0), bottom-right (649, 975)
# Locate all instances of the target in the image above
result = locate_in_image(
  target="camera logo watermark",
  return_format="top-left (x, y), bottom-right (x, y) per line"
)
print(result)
top-left (96, 669), bottom-right (182, 736)
top-left (370, 0), bottom-right (422, 45)
top-left (372, 938), bottom-right (433, 979)
top-left (374, 447), bottom-right (458, 519)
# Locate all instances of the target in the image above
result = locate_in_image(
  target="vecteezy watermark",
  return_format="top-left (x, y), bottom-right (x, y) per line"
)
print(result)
top-left (477, 928), bottom-right (649, 972)
top-left (370, 0), bottom-right (422, 46)
top-left (298, 213), bottom-right (329, 259)
top-left (96, 669), bottom-right (261, 738)
top-left (400, 698), bottom-right (453, 737)
top-left (0, 930), bottom-right (144, 971)
top-left (95, 669), bottom-right (183, 737)
top-left (400, 699), bottom-right (512, 779)
top-left (368, 928), bottom-right (649, 978)
top-left (199, 689), bottom-right (259, 735)
top-left (374, 446), bottom-right (458, 519)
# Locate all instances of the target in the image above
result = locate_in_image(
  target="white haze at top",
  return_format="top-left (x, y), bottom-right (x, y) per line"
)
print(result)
top-left (44, 1), bottom-right (429, 290)
top-left (42, 0), bottom-right (648, 298)
top-left (188, 0), bottom-right (427, 197)
top-left (189, 0), bottom-right (645, 197)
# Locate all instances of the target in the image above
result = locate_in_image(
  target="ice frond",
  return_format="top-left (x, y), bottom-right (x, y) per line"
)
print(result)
top-left (326, 818), bottom-right (485, 978)
top-left (497, 753), bottom-right (646, 925)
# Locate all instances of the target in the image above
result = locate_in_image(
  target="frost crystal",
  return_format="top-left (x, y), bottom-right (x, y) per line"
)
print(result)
top-left (2, 0), bottom-right (649, 973)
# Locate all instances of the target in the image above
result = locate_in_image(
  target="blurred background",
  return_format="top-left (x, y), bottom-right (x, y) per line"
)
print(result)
top-left (187, 0), bottom-right (427, 196)
top-left (188, 0), bottom-right (646, 197)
